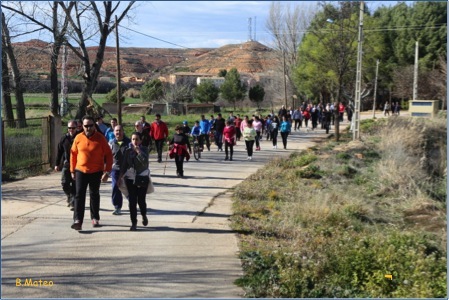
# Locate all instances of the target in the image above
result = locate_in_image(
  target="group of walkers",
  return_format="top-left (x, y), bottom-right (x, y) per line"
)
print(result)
top-left (55, 114), bottom-right (170, 232)
top-left (383, 101), bottom-right (401, 116)
top-left (55, 105), bottom-right (337, 232)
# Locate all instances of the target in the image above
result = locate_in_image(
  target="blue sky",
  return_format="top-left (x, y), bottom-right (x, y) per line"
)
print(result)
top-left (9, 1), bottom-right (405, 49)
top-left (116, 1), bottom-right (403, 49)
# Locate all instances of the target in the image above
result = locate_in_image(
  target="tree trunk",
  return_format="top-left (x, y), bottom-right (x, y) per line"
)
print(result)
top-left (50, 43), bottom-right (62, 116)
top-left (2, 12), bottom-right (26, 128)
top-left (2, 45), bottom-right (14, 127)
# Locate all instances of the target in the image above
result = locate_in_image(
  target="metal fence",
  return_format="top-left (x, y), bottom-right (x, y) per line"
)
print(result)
top-left (2, 117), bottom-right (51, 180)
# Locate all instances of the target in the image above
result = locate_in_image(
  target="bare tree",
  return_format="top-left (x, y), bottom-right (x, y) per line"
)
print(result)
top-left (2, 12), bottom-right (26, 128)
top-left (2, 26), bottom-right (14, 127)
top-left (266, 1), bottom-right (318, 106)
top-left (162, 83), bottom-right (193, 104)
top-left (58, 1), bottom-right (135, 119)
top-left (1, 2), bottom-right (75, 116)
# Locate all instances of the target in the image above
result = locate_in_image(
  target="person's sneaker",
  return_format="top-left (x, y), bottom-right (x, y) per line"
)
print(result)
top-left (130, 225), bottom-right (137, 231)
top-left (92, 219), bottom-right (100, 227)
top-left (249, 156), bottom-right (253, 160)
top-left (247, 156), bottom-right (251, 160)
top-left (142, 215), bottom-right (148, 226)
top-left (224, 157), bottom-right (229, 161)
top-left (112, 209), bottom-right (121, 215)
top-left (71, 220), bottom-right (82, 231)
top-left (230, 157), bottom-right (233, 161)
top-left (275, 145), bottom-right (277, 149)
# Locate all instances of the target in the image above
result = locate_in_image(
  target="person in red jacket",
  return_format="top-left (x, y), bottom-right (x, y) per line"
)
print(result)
top-left (222, 120), bottom-right (236, 161)
top-left (339, 102), bottom-right (345, 122)
top-left (150, 113), bottom-right (169, 163)
top-left (70, 115), bottom-right (113, 231)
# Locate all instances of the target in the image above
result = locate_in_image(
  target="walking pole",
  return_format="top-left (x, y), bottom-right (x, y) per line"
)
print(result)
top-left (163, 147), bottom-right (170, 175)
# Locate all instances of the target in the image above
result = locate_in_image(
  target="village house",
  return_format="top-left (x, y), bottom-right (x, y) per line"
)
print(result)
top-left (169, 72), bottom-right (213, 86)
top-left (196, 76), bottom-right (225, 88)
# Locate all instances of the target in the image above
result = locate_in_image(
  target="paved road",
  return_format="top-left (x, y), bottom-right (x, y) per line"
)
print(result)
top-left (1, 118), bottom-right (353, 298)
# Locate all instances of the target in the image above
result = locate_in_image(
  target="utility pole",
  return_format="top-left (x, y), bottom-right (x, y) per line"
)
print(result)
top-left (60, 43), bottom-right (68, 116)
top-left (372, 59), bottom-right (379, 118)
top-left (353, 1), bottom-right (364, 141)
top-left (283, 50), bottom-right (288, 108)
top-left (413, 41), bottom-right (419, 100)
top-left (115, 15), bottom-right (122, 124)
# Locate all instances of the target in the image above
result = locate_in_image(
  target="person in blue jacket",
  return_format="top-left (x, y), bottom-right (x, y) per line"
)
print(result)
top-left (199, 115), bottom-right (211, 151)
top-left (279, 115), bottom-right (292, 150)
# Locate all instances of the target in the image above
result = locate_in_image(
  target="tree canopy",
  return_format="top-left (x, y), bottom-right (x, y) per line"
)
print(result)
top-left (194, 80), bottom-right (219, 103)
top-left (220, 68), bottom-right (247, 111)
top-left (293, 1), bottom-right (446, 105)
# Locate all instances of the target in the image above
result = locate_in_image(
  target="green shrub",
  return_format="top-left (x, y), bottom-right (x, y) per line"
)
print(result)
top-left (296, 165), bottom-right (322, 179)
top-left (336, 152), bottom-right (352, 160)
top-left (105, 87), bottom-right (125, 103)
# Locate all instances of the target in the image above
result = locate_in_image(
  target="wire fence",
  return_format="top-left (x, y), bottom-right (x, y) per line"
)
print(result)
top-left (2, 117), bottom-right (50, 180)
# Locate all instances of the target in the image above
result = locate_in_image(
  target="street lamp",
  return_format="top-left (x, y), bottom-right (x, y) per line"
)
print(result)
top-left (353, 1), bottom-right (364, 140)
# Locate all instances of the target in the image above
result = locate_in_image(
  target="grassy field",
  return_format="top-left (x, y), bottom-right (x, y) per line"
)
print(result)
top-left (231, 116), bottom-right (447, 298)
top-left (9, 92), bottom-right (271, 139)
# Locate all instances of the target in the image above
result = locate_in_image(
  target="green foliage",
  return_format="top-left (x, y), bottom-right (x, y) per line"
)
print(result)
top-left (105, 88), bottom-right (125, 103)
top-left (294, 2), bottom-right (447, 102)
top-left (296, 165), bottom-right (322, 179)
top-left (289, 152), bottom-right (318, 168)
top-left (220, 68), bottom-right (247, 110)
top-left (194, 80), bottom-right (219, 103)
top-left (140, 79), bottom-right (164, 102)
top-left (248, 85), bottom-right (265, 109)
top-left (336, 152), bottom-right (351, 160)
top-left (218, 69), bottom-right (227, 77)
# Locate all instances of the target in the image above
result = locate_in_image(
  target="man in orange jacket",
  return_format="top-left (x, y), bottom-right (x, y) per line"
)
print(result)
top-left (70, 115), bottom-right (113, 231)
top-left (150, 113), bottom-right (169, 163)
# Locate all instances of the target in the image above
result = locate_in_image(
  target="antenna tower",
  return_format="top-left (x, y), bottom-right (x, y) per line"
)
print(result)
top-left (254, 16), bottom-right (257, 41)
top-left (248, 17), bottom-right (252, 41)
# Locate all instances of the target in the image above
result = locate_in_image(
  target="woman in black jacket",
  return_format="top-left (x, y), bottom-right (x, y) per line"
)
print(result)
top-left (168, 125), bottom-right (192, 178)
top-left (119, 132), bottom-right (149, 231)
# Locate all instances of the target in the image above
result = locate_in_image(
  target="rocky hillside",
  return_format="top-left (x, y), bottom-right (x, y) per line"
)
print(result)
top-left (12, 39), bottom-right (278, 79)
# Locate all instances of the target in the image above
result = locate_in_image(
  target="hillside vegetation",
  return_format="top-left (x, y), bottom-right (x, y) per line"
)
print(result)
top-left (231, 116), bottom-right (447, 298)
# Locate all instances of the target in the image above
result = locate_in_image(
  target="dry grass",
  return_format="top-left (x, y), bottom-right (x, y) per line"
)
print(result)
top-left (231, 116), bottom-right (447, 298)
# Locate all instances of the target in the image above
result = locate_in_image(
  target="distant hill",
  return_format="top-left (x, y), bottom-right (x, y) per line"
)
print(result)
top-left (12, 39), bottom-right (278, 80)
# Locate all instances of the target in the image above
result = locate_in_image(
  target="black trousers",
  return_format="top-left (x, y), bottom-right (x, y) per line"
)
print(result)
top-left (255, 131), bottom-right (261, 148)
top-left (74, 171), bottom-right (102, 223)
top-left (61, 165), bottom-right (75, 204)
top-left (154, 139), bottom-right (164, 161)
top-left (224, 141), bottom-right (234, 158)
top-left (175, 154), bottom-right (185, 176)
top-left (271, 130), bottom-right (278, 146)
top-left (125, 179), bottom-right (148, 226)
top-left (245, 140), bottom-right (254, 157)
top-left (281, 131), bottom-right (289, 149)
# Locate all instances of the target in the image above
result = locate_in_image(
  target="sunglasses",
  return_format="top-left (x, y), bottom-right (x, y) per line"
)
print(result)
top-left (68, 127), bottom-right (76, 129)
top-left (83, 124), bottom-right (94, 128)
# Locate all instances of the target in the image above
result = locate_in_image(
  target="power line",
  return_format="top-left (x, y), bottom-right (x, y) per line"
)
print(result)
top-left (121, 25), bottom-right (209, 52)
